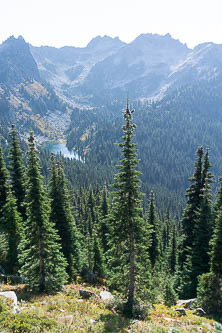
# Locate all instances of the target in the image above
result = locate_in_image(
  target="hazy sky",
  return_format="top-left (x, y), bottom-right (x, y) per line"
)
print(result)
top-left (1, 0), bottom-right (222, 48)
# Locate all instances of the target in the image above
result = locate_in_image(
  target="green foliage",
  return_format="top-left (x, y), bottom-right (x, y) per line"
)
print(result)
top-left (163, 278), bottom-right (178, 307)
top-left (8, 124), bottom-right (26, 220)
top-left (179, 147), bottom-right (214, 298)
top-left (0, 298), bottom-right (9, 313)
top-left (49, 155), bottom-right (82, 280)
top-left (0, 145), bottom-right (10, 221)
top-left (146, 191), bottom-right (160, 267)
top-left (197, 272), bottom-right (222, 314)
top-left (19, 131), bottom-right (68, 292)
top-left (92, 232), bottom-right (106, 279)
top-left (210, 195), bottom-right (222, 276)
top-left (1, 189), bottom-right (22, 274)
top-left (107, 103), bottom-right (150, 316)
top-left (0, 311), bottom-right (58, 333)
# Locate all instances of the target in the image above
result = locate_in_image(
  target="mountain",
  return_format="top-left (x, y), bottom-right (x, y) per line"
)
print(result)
top-left (0, 36), bottom-right (40, 85)
top-left (30, 35), bottom-right (125, 107)
top-left (2, 33), bottom-right (222, 211)
top-left (30, 33), bottom-right (190, 105)
top-left (0, 36), bottom-right (70, 142)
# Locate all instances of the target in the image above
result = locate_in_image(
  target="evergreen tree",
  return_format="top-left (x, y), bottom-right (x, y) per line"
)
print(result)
top-left (19, 131), bottom-right (68, 292)
top-left (8, 124), bottom-right (26, 220)
top-left (197, 178), bottom-right (222, 314)
top-left (192, 178), bottom-right (213, 289)
top-left (107, 103), bottom-right (150, 316)
top-left (179, 147), bottom-right (214, 297)
top-left (92, 231), bottom-right (106, 279)
top-left (49, 155), bottom-right (81, 280)
top-left (1, 189), bottom-right (22, 274)
top-left (0, 146), bottom-right (9, 221)
top-left (179, 147), bottom-right (204, 297)
top-left (146, 191), bottom-right (160, 267)
top-left (167, 224), bottom-right (177, 274)
top-left (98, 184), bottom-right (110, 254)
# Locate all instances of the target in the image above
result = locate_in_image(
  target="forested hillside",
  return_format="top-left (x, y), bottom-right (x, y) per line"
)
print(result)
top-left (1, 33), bottom-right (222, 327)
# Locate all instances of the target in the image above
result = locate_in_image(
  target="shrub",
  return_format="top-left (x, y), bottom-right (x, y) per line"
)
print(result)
top-left (0, 312), bottom-right (58, 333)
top-left (197, 272), bottom-right (222, 314)
top-left (163, 278), bottom-right (178, 307)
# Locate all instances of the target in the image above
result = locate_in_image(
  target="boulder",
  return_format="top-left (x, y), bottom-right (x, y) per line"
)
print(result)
top-left (100, 291), bottom-right (114, 301)
top-left (0, 291), bottom-right (19, 313)
top-left (175, 308), bottom-right (186, 316)
top-left (79, 289), bottom-right (99, 299)
top-left (194, 308), bottom-right (206, 316)
top-left (177, 299), bottom-right (196, 309)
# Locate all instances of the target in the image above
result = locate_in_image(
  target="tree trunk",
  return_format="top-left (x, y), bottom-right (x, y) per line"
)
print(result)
top-left (127, 227), bottom-right (135, 316)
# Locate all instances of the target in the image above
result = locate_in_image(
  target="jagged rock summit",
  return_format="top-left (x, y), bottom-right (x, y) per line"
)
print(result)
top-left (0, 35), bottom-right (40, 85)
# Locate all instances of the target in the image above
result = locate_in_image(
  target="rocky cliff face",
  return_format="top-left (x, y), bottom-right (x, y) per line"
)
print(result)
top-left (0, 36), bottom-right (69, 141)
top-left (0, 36), bottom-right (40, 85)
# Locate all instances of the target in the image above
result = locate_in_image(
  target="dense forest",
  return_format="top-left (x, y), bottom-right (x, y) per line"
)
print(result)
top-left (1, 101), bottom-right (222, 319)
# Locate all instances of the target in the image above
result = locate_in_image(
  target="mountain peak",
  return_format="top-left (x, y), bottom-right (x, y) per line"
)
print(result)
top-left (86, 35), bottom-right (124, 50)
top-left (0, 36), bottom-right (40, 85)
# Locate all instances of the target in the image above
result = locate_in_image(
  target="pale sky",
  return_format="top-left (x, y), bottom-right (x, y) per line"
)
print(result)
top-left (1, 0), bottom-right (222, 49)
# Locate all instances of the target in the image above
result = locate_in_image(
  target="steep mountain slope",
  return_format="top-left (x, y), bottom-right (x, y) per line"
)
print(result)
top-left (30, 36), bottom-right (125, 107)
top-left (82, 33), bottom-right (190, 99)
top-left (30, 34), bottom-right (190, 105)
top-left (0, 36), bottom-right (70, 141)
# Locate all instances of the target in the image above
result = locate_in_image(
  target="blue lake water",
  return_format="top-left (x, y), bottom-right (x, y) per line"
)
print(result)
top-left (43, 142), bottom-right (81, 160)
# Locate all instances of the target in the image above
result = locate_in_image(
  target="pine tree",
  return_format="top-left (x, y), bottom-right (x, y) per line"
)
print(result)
top-left (49, 155), bottom-right (81, 280)
top-left (146, 191), bottom-right (160, 267)
top-left (192, 178), bottom-right (213, 290)
top-left (107, 102), bottom-right (150, 316)
top-left (179, 147), bottom-right (204, 297)
top-left (167, 224), bottom-right (177, 274)
top-left (98, 184), bottom-right (110, 254)
top-left (181, 147), bottom-right (204, 255)
top-left (1, 189), bottom-right (22, 274)
top-left (0, 146), bottom-right (10, 221)
top-left (179, 147), bottom-right (214, 297)
top-left (19, 131), bottom-right (68, 292)
top-left (197, 178), bottom-right (222, 314)
top-left (8, 124), bottom-right (26, 220)
top-left (210, 189), bottom-right (222, 278)
top-left (92, 231), bottom-right (106, 279)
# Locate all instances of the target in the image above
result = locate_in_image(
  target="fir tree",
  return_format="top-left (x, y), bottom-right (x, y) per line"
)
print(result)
top-left (49, 155), bottom-right (81, 280)
top-left (8, 124), bottom-right (26, 220)
top-left (179, 147), bottom-right (204, 297)
top-left (92, 231), bottom-right (106, 279)
top-left (192, 178), bottom-right (213, 289)
top-left (98, 184), bottom-right (110, 254)
top-left (1, 188), bottom-right (22, 274)
top-left (146, 191), bottom-right (160, 267)
top-left (0, 146), bottom-right (9, 221)
top-left (107, 102), bottom-right (150, 317)
top-left (19, 131), bottom-right (68, 292)
top-left (167, 224), bottom-right (177, 274)
top-left (197, 178), bottom-right (222, 314)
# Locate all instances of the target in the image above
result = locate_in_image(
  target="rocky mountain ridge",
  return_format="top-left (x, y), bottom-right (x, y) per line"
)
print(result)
top-left (1, 33), bottom-right (222, 142)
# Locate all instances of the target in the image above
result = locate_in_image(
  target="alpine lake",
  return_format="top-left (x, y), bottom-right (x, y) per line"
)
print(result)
top-left (43, 142), bottom-right (82, 161)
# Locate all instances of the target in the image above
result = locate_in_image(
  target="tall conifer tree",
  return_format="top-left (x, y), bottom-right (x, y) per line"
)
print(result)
top-left (1, 189), bottom-right (22, 274)
top-left (8, 124), bottom-right (26, 220)
top-left (49, 155), bottom-right (81, 280)
top-left (107, 102), bottom-right (150, 316)
top-left (146, 191), bottom-right (160, 267)
top-left (179, 147), bottom-right (204, 297)
top-left (0, 146), bottom-right (9, 221)
top-left (19, 131), bottom-right (68, 292)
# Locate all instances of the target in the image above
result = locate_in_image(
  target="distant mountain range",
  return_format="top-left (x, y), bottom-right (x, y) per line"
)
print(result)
top-left (1, 33), bottom-right (222, 141)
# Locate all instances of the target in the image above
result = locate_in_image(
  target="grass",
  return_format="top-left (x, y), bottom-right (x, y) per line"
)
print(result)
top-left (0, 283), bottom-right (220, 332)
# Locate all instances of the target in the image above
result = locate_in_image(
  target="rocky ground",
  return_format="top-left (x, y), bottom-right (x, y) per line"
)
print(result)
top-left (0, 283), bottom-right (220, 332)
